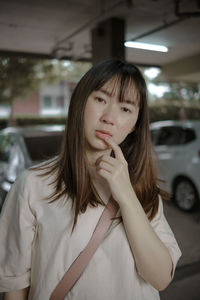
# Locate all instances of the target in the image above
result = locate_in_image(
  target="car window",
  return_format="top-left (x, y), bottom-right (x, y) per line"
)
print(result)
top-left (151, 128), bottom-right (160, 145)
top-left (183, 128), bottom-right (196, 144)
top-left (155, 126), bottom-right (184, 146)
top-left (0, 134), bottom-right (13, 162)
top-left (23, 133), bottom-right (63, 162)
top-left (151, 126), bottom-right (197, 146)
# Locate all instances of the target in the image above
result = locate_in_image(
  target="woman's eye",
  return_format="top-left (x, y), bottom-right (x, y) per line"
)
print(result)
top-left (122, 107), bottom-right (132, 113)
top-left (95, 97), bottom-right (105, 103)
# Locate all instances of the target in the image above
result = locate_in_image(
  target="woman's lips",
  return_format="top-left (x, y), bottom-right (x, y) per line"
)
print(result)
top-left (95, 130), bottom-right (112, 139)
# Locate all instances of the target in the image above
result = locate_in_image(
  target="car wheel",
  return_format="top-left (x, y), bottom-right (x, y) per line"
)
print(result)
top-left (173, 178), bottom-right (199, 211)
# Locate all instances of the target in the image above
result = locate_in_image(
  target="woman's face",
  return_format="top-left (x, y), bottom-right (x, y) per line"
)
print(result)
top-left (84, 77), bottom-right (140, 155)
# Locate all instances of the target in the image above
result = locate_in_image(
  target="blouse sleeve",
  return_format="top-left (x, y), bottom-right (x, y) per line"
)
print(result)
top-left (150, 196), bottom-right (182, 279)
top-left (0, 170), bottom-right (36, 292)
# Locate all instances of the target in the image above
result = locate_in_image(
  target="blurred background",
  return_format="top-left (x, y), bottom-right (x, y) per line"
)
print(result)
top-left (0, 0), bottom-right (200, 299)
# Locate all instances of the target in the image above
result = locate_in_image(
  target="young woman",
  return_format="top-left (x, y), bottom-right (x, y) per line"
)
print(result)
top-left (0, 59), bottom-right (181, 300)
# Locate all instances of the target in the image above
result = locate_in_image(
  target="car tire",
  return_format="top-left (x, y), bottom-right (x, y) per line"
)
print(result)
top-left (173, 178), bottom-right (199, 211)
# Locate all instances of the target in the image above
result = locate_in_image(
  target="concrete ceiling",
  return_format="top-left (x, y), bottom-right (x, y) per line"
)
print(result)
top-left (1, 0), bottom-right (200, 82)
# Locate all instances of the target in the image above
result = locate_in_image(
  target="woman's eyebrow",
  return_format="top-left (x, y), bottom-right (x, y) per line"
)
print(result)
top-left (122, 98), bottom-right (140, 107)
top-left (122, 99), bottom-right (136, 106)
top-left (98, 88), bottom-right (112, 97)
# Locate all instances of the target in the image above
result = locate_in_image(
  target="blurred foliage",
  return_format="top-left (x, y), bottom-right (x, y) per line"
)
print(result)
top-left (0, 57), bottom-right (55, 105)
top-left (0, 57), bottom-right (91, 125)
top-left (49, 60), bottom-right (92, 83)
top-left (146, 79), bottom-right (200, 103)
top-left (0, 116), bottom-right (66, 129)
top-left (149, 101), bottom-right (200, 122)
top-left (161, 82), bottom-right (200, 102)
top-left (0, 57), bottom-right (91, 106)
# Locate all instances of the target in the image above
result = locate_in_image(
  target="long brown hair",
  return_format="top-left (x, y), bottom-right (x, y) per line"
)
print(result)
top-left (34, 59), bottom-right (165, 231)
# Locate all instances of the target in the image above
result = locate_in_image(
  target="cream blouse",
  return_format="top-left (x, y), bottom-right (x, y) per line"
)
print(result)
top-left (0, 167), bottom-right (181, 300)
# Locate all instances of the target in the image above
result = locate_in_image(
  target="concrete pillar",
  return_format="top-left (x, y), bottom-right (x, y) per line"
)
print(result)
top-left (91, 18), bottom-right (125, 64)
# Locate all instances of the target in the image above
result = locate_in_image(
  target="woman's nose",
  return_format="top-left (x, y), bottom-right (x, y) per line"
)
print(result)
top-left (100, 105), bottom-right (116, 125)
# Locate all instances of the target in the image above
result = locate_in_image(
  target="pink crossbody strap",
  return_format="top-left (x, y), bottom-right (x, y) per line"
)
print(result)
top-left (50, 197), bottom-right (119, 300)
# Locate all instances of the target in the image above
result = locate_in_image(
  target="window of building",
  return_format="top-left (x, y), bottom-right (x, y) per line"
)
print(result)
top-left (43, 95), bottom-right (52, 108)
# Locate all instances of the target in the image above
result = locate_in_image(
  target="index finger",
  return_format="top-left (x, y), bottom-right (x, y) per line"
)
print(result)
top-left (104, 136), bottom-right (125, 161)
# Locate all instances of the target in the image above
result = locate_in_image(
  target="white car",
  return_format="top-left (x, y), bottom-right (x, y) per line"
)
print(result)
top-left (0, 125), bottom-right (64, 211)
top-left (150, 120), bottom-right (200, 212)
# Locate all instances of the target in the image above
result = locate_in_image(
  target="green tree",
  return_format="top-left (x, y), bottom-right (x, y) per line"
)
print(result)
top-left (0, 57), bottom-right (55, 125)
top-left (0, 57), bottom-right (91, 126)
top-left (49, 60), bottom-right (92, 83)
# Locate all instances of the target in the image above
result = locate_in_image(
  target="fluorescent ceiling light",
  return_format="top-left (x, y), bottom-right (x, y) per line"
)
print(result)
top-left (125, 41), bottom-right (168, 52)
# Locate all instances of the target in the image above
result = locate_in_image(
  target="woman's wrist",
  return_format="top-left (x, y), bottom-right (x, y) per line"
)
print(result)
top-left (117, 188), bottom-right (139, 210)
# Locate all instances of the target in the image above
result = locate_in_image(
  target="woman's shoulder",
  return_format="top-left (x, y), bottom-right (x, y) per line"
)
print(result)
top-left (16, 158), bottom-right (58, 194)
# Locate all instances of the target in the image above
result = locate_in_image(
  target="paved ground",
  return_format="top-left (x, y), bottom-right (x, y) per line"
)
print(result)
top-left (163, 200), bottom-right (200, 267)
top-left (160, 200), bottom-right (200, 300)
top-left (160, 271), bottom-right (200, 300)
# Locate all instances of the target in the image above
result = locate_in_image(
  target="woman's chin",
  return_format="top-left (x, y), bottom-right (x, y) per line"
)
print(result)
top-left (94, 144), bottom-right (109, 151)
top-left (87, 142), bottom-right (109, 153)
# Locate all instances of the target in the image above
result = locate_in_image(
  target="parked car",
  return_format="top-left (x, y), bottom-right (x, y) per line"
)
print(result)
top-left (0, 125), bottom-right (64, 211)
top-left (150, 120), bottom-right (200, 212)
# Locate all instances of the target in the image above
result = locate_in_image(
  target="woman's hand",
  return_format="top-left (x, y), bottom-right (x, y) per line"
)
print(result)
top-left (95, 136), bottom-right (135, 206)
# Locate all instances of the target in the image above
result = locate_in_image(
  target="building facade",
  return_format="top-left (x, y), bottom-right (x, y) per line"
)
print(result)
top-left (0, 81), bottom-right (76, 118)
